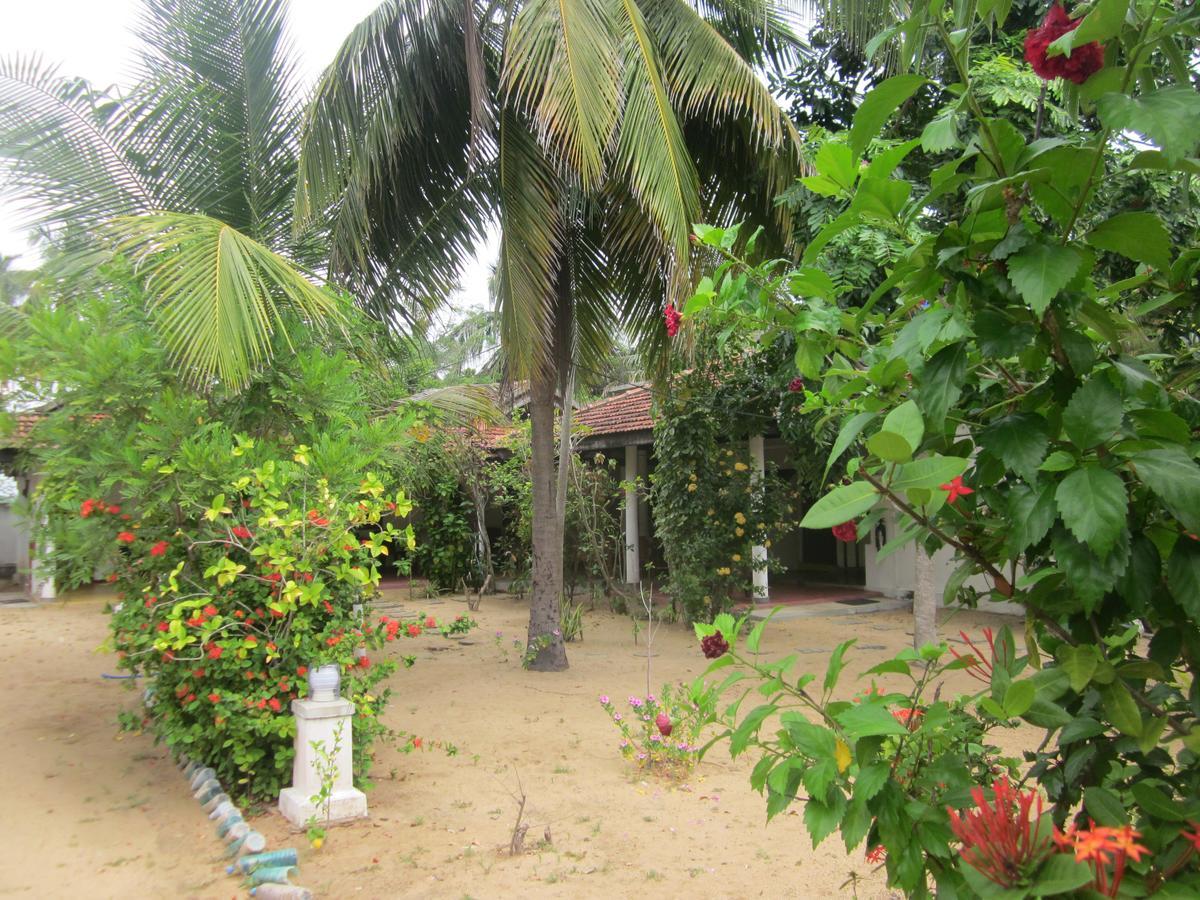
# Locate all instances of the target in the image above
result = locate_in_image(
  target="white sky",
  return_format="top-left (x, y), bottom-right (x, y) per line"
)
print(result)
top-left (0, 0), bottom-right (497, 318)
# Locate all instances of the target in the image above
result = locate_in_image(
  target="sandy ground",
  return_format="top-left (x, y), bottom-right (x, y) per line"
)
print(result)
top-left (0, 586), bottom-right (1026, 899)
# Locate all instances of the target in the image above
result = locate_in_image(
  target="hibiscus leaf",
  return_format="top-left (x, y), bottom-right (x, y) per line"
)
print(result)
top-left (1055, 465), bottom-right (1128, 557)
top-left (1097, 87), bottom-right (1200, 163)
top-left (1008, 243), bottom-right (1084, 316)
top-left (800, 481), bottom-right (879, 529)
top-left (1088, 212), bottom-right (1173, 273)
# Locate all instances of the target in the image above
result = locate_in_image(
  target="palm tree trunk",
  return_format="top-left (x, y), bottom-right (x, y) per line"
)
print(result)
top-left (913, 544), bottom-right (937, 651)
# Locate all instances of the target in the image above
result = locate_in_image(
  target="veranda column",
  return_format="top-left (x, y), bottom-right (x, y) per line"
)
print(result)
top-left (748, 435), bottom-right (768, 602)
top-left (624, 444), bottom-right (640, 584)
top-left (28, 476), bottom-right (55, 601)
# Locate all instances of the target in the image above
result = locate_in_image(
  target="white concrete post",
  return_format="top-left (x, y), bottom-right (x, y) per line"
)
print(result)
top-left (278, 697), bottom-right (367, 827)
top-left (749, 435), bottom-right (768, 602)
top-left (27, 477), bottom-right (55, 601)
top-left (624, 444), bottom-right (640, 585)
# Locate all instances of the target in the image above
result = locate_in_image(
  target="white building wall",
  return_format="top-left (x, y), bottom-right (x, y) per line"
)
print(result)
top-left (0, 502), bottom-right (29, 584)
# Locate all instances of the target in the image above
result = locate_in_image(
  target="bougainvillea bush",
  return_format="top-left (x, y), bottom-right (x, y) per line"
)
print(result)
top-left (679, 0), bottom-right (1200, 895)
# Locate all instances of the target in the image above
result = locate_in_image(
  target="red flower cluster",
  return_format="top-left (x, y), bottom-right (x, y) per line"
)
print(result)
top-left (950, 627), bottom-right (998, 684)
top-left (116, 531), bottom-right (136, 544)
top-left (424, 616), bottom-right (437, 629)
top-left (1053, 822), bottom-right (1149, 896)
top-left (700, 632), bottom-right (730, 659)
top-left (1024, 4), bottom-right (1104, 85)
top-left (149, 540), bottom-right (169, 557)
top-left (947, 778), bottom-right (1054, 888)
top-left (664, 304), bottom-right (682, 338)
top-left (231, 525), bottom-right (252, 540)
top-left (306, 509), bottom-right (330, 527)
top-left (831, 521), bottom-right (858, 543)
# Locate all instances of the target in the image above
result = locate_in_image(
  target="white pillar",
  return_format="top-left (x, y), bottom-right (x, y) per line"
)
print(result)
top-left (749, 435), bottom-right (768, 602)
top-left (27, 477), bottom-right (55, 601)
top-left (279, 696), bottom-right (367, 826)
top-left (624, 444), bottom-right (640, 584)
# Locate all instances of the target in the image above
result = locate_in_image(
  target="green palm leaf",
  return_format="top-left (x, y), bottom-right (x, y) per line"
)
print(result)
top-left (111, 212), bottom-right (346, 388)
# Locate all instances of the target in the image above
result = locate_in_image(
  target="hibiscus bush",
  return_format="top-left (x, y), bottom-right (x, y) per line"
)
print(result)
top-left (681, 0), bottom-right (1200, 895)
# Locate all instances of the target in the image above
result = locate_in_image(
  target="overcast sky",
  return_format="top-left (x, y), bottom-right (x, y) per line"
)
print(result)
top-left (0, 0), bottom-right (497, 319)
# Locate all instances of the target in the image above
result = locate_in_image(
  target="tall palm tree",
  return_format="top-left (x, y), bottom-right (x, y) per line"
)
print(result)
top-left (296, 0), bottom-right (805, 669)
top-left (0, 0), bottom-right (359, 388)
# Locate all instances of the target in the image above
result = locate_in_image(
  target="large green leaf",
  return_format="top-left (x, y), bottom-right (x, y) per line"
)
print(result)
top-left (800, 481), bottom-right (879, 529)
top-left (823, 411), bottom-right (876, 480)
top-left (980, 413), bottom-right (1048, 483)
top-left (889, 455), bottom-right (970, 492)
top-left (1097, 87), bottom-right (1200, 163)
top-left (881, 400), bottom-right (924, 454)
top-left (1055, 465), bottom-right (1128, 558)
top-left (1087, 212), bottom-right (1173, 273)
top-left (1132, 448), bottom-right (1200, 533)
top-left (1008, 243), bottom-right (1084, 316)
top-left (1167, 538), bottom-right (1200, 619)
top-left (917, 342), bottom-right (967, 425)
top-left (1100, 682), bottom-right (1142, 737)
top-left (835, 703), bottom-right (909, 739)
top-left (1048, 0), bottom-right (1129, 56)
top-left (1062, 376), bottom-right (1123, 450)
top-left (848, 74), bottom-right (927, 160)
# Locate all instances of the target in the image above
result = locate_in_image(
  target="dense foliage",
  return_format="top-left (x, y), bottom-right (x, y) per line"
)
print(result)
top-left (684, 0), bottom-right (1200, 895)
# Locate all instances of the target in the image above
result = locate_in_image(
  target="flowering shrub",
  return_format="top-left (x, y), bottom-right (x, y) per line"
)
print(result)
top-left (599, 683), bottom-right (708, 778)
top-left (680, 0), bottom-right (1200, 894)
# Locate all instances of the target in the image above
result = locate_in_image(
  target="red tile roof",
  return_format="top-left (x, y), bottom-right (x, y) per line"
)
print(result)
top-left (3, 413), bottom-right (44, 448)
top-left (574, 386), bottom-right (653, 436)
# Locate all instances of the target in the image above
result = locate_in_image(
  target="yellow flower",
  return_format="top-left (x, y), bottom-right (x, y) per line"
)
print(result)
top-left (765, 539), bottom-right (772, 549)
top-left (734, 461), bottom-right (748, 472)
top-left (735, 527), bottom-right (744, 537)
top-left (835, 740), bottom-right (852, 774)
top-left (734, 512), bottom-right (746, 525)
top-left (706, 508), bottom-right (715, 516)
top-left (689, 473), bottom-right (697, 482)
top-left (725, 450), bottom-right (734, 457)
top-left (687, 483), bottom-right (697, 492)
top-left (732, 554), bottom-right (741, 562)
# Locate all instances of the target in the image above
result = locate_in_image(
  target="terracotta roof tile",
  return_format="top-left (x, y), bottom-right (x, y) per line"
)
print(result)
top-left (574, 386), bottom-right (653, 436)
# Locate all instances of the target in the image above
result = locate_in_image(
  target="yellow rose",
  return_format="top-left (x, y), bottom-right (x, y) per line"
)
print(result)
top-left (687, 483), bottom-right (697, 492)
top-left (689, 473), bottom-right (697, 482)
top-left (734, 462), bottom-right (748, 472)
top-left (732, 554), bottom-right (741, 562)
top-left (734, 512), bottom-right (747, 525)
top-left (735, 527), bottom-right (744, 537)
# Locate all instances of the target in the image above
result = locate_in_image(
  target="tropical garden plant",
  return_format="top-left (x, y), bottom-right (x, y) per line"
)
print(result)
top-left (679, 0), bottom-right (1200, 895)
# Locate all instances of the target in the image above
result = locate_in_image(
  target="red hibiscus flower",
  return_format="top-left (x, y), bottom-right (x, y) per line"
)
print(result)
top-left (149, 540), bottom-right (169, 557)
top-left (664, 304), bottom-right (682, 337)
top-left (787, 377), bottom-right (805, 393)
top-left (831, 521), bottom-right (858, 543)
top-left (1024, 4), bottom-right (1104, 85)
top-left (231, 525), bottom-right (252, 540)
top-left (116, 531), bottom-right (136, 543)
top-left (940, 476), bottom-right (974, 503)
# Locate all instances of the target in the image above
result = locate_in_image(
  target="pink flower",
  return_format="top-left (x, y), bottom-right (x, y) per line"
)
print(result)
top-left (599, 695), bottom-right (610, 704)
top-left (655, 712), bottom-right (673, 737)
top-left (664, 304), bottom-right (682, 337)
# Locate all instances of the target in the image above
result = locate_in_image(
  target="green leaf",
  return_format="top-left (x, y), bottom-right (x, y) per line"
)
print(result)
top-left (1052, 527), bottom-right (1128, 614)
top-left (1055, 465), bottom-right (1128, 557)
top-left (866, 430), bottom-right (913, 462)
top-left (1059, 717), bottom-right (1104, 744)
top-left (1132, 448), bottom-right (1200, 533)
top-left (889, 455), bottom-right (969, 492)
top-left (824, 639), bottom-right (856, 694)
top-left (1083, 786), bottom-right (1127, 826)
top-left (917, 342), bottom-right (967, 425)
top-left (1097, 87), bottom-right (1200, 163)
top-left (730, 704), bottom-right (776, 756)
top-left (1007, 243), bottom-right (1084, 316)
top-left (1087, 212), bottom-right (1173, 273)
top-left (835, 703), bottom-right (908, 739)
top-left (1048, 0), bottom-right (1128, 56)
top-left (1063, 376), bottom-right (1123, 450)
top-left (1031, 854), bottom-right (1094, 896)
top-left (1130, 781), bottom-right (1184, 822)
top-left (980, 414), bottom-right (1049, 483)
top-left (1057, 645), bottom-right (1099, 693)
top-left (1101, 681), bottom-right (1142, 737)
top-left (864, 659), bottom-right (912, 677)
top-left (1003, 680), bottom-right (1035, 718)
top-left (1167, 538), bottom-right (1200, 619)
top-left (800, 482), bottom-right (879, 529)
top-left (848, 74), bottom-right (927, 160)
top-left (881, 400), bottom-right (924, 454)
top-left (853, 763), bottom-right (890, 803)
top-left (802, 793), bottom-right (847, 848)
top-left (782, 715), bottom-right (837, 758)
top-left (841, 798), bottom-right (872, 852)
top-left (824, 412), bottom-right (876, 481)
top-left (1005, 483), bottom-right (1058, 557)
top-left (1040, 450), bottom-right (1076, 472)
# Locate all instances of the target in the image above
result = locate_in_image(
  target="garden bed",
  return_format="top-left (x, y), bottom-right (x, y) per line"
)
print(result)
top-left (1, 587), bottom-right (1030, 898)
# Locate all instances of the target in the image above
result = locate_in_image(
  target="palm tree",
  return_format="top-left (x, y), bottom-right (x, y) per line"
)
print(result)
top-left (296, 0), bottom-right (805, 669)
top-left (0, 0), bottom-right (360, 388)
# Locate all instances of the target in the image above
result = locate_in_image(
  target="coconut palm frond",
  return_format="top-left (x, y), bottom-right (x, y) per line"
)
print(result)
top-left (111, 212), bottom-right (346, 389)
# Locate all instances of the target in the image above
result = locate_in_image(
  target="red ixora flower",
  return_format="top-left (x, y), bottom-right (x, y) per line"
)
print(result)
top-left (306, 509), bottom-right (330, 527)
top-left (80, 498), bottom-right (99, 517)
top-left (947, 778), bottom-right (1054, 888)
top-left (664, 304), bottom-right (682, 338)
top-left (940, 476), bottom-right (974, 503)
top-left (206, 643), bottom-right (223, 659)
top-left (231, 525), bottom-right (252, 540)
top-left (424, 616), bottom-right (437, 629)
top-left (700, 632), bottom-right (730, 659)
top-left (207, 693), bottom-right (220, 703)
top-left (1024, 4), bottom-right (1104, 85)
top-left (1053, 822), bottom-right (1150, 896)
top-left (831, 521), bottom-right (858, 543)
top-left (149, 540), bottom-right (169, 557)
top-left (116, 531), bottom-right (136, 543)
top-left (268, 697), bottom-right (282, 713)
top-left (407, 623), bottom-right (421, 638)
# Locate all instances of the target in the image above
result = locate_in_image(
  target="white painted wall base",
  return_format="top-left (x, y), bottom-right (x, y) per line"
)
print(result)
top-left (278, 697), bottom-right (367, 827)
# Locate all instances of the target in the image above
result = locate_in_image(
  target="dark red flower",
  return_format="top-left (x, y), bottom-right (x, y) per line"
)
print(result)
top-left (701, 632), bottom-right (730, 659)
top-left (664, 304), bottom-right (682, 338)
top-left (787, 377), bottom-right (805, 393)
top-left (116, 531), bottom-right (136, 543)
top-left (831, 521), bottom-right (858, 543)
top-left (1024, 4), bottom-right (1104, 85)
top-left (655, 712), bottom-right (673, 737)
top-left (149, 540), bottom-right (169, 557)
